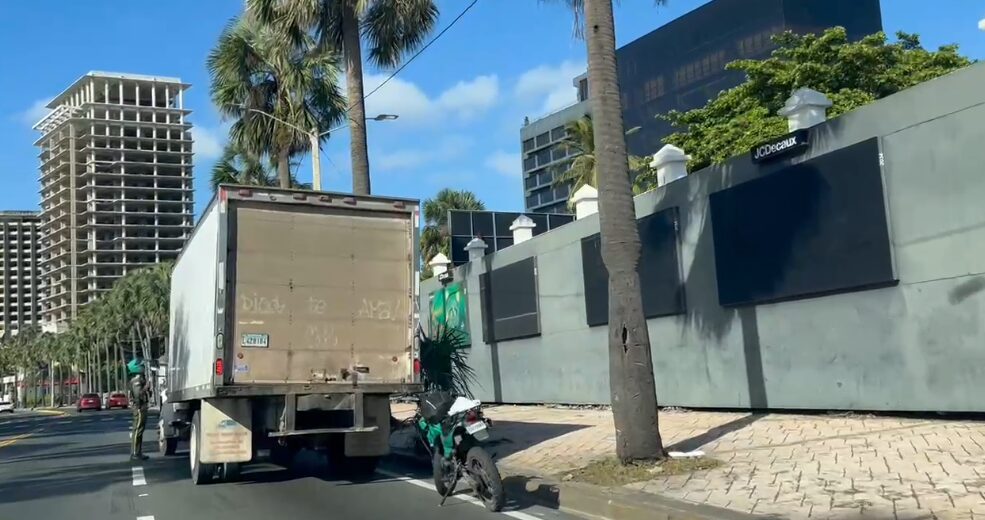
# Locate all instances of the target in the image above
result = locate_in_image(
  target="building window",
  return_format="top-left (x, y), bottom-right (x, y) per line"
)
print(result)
top-left (522, 138), bottom-right (534, 153)
top-left (577, 78), bottom-right (589, 102)
top-left (524, 175), bottom-right (538, 190)
top-left (550, 126), bottom-right (566, 141)
top-left (525, 194), bottom-right (539, 208)
top-left (535, 148), bottom-right (552, 167)
top-left (535, 132), bottom-right (550, 148)
top-left (643, 76), bottom-right (665, 102)
top-left (523, 155), bottom-right (537, 171)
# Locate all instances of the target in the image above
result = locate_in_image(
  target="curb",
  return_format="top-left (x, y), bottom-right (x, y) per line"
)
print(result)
top-left (387, 443), bottom-right (756, 520)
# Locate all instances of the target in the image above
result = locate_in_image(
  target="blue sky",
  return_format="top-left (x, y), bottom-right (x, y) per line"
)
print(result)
top-left (1, 1), bottom-right (983, 217)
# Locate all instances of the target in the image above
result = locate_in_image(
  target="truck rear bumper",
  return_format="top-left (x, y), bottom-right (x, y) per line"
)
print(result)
top-left (215, 383), bottom-right (423, 398)
top-left (268, 426), bottom-right (378, 437)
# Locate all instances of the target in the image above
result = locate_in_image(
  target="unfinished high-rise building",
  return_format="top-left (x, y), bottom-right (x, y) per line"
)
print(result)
top-left (0, 211), bottom-right (42, 338)
top-left (34, 72), bottom-right (194, 331)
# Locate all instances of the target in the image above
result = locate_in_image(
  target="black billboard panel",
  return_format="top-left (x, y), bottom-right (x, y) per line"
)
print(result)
top-left (581, 208), bottom-right (685, 326)
top-left (479, 257), bottom-right (540, 342)
top-left (710, 137), bottom-right (895, 307)
top-left (448, 210), bottom-right (576, 266)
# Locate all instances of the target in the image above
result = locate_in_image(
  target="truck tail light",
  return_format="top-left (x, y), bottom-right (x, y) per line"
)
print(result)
top-left (413, 358), bottom-right (421, 375)
top-left (215, 358), bottom-right (224, 376)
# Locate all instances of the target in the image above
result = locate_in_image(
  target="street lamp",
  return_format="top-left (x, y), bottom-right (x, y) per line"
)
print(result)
top-left (223, 104), bottom-right (398, 191)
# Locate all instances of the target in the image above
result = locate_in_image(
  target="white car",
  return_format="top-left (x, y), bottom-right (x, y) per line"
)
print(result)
top-left (0, 401), bottom-right (14, 413)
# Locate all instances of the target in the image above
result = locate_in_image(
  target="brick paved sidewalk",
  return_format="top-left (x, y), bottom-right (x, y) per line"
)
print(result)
top-left (392, 403), bottom-right (985, 519)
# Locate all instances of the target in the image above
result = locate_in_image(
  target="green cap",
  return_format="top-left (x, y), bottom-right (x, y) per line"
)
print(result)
top-left (127, 358), bottom-right (144, 375)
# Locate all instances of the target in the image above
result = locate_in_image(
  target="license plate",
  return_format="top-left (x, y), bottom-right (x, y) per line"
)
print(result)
top-left (241, 333), bottom-right (269, 348)
top-left (465, 421), bottom-right (487, 435)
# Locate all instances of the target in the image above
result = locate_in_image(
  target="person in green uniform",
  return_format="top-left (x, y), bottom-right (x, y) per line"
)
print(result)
top-left (128, 358), bottom-right (151, 461)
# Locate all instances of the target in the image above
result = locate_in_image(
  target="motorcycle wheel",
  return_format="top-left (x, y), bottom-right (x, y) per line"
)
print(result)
top-left (432, 451), bottom-right (456, 496)
top-left (466, 446), bottom-right (504, 512)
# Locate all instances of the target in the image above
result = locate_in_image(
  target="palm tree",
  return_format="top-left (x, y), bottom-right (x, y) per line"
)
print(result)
top-left (211, 141), bottom-right (312, 193)
top-left (209, 14), bottom-right (346, 188)
top-left (552, 116), bottom-right (653, 198)
top-left (247, 0), bottom-right (440, 195)
top-left (420, 189), bottom-right (484, 268)
top-left (556, 0), bottom-right (667, 462)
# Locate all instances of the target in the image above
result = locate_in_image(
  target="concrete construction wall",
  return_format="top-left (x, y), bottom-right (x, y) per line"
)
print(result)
top-left (421, 63), bottom-right (985, 412)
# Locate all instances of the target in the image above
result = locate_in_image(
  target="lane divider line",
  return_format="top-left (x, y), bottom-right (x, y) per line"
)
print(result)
top-left (375, 468), bottom-right (543, 520)
top-left (137, 516), bottom-right (155, 520)
top-left (132, 466), bottom-right (147, 486)
top-left (0, 432), bottom-right (33, 448)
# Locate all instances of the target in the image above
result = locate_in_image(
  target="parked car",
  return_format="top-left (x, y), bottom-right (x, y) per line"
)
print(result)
top-left (107, 393), bottom-right (129, 409)
top-left (0, 401), bottom-right (13, 413)
top-left (77, 393), bottom-right (102, 412)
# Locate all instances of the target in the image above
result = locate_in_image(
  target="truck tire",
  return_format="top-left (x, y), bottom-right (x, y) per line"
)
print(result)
top-left (326, 434), bottom-right (379, 479)
top-left (222, 462), bottom-right (241, 482)
top-left (190, 411), bottom-right (216, 485)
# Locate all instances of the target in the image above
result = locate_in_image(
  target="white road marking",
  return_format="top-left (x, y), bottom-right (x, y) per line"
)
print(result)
top-left (376, 468), bottom-right (545, 520)
top-left (138, 493), bottom-right (149, 497)
top-left (137, 516), bottom-right (154, 520)
top-left (131, 466), bottom-right (147, 486)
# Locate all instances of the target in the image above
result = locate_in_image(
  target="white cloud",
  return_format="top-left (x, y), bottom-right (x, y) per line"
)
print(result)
top-left (191, 125), bottom-right (225, 160)
top-left (375, 135), bottom-right (473, 171)
top-left (20, 97), bottom-right (53, 126)
top-left (360, 73), bottom-right (499, 124)
top-left (436, 75), bottom-right (499, 119)
top-left (514, 60), bottom-right (585, 113)
top-left (484, 150), bottom-right (521, 178)
top-left (978, 18), bottom-right (985, 31)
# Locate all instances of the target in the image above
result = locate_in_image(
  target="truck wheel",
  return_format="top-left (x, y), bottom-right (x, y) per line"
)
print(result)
top-left (190, 411), bottom-right (216, 485)
top-left (222, 462), bottom-right (241, 482)
top-left (158, 419), bottom-right (179, 456)
top-left (326, 434), bottom-right (379, 479)
top-left (271, 443), bottom-right (299, 469)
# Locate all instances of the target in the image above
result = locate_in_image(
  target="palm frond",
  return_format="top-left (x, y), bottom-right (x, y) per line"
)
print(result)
top-left (419, 326), bottom-right (476, 396)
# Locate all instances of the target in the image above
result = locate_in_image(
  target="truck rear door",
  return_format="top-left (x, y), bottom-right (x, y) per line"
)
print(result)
top-left (228, 195), bottom-right (415, 385)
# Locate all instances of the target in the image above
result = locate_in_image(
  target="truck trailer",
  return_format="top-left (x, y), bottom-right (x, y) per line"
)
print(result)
top-left (160, 185), bottom-right (422, 484)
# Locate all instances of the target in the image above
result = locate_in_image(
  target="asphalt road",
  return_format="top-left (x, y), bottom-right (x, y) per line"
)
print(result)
top-left (0, 408), bottom-right (574, 520)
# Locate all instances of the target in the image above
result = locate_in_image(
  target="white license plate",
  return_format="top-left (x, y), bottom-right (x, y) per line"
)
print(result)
top-left (465, 421), bottom-right (487, 435)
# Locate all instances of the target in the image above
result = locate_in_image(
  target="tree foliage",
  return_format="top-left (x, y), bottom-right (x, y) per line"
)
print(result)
top-left (662, 27), bottom-right (972, 173)
top-left (247, 0), bottom-right (440, 195)
top-left (420, 188), bottom-right (485, 275)
top-left (551, 116), bottom-right (661, 197)
top-left (208, 14), bottom-right (346, 188)
top-left (210, 141), bottom-right (311, 193)
top-left (0, 264), bottom-right (172, 406)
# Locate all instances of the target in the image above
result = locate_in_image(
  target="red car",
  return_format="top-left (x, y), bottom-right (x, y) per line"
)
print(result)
top-left (77, 393), bottom-right (102, 412)
top-left (107, 393), bottom-right (129, 409)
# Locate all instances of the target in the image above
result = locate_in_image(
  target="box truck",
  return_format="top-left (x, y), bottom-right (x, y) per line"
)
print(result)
top-left (159, 186), bottom-right (421, 484)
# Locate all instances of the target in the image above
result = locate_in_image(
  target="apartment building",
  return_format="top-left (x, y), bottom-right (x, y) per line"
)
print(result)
top-left (33, 71), bottom-right (194, 331)
top-left (0, 212), bottom-right (41, 337)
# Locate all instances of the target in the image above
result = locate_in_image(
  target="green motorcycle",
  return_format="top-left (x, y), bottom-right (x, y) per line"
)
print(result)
top-left (415, 391), bottom-right (505, 512)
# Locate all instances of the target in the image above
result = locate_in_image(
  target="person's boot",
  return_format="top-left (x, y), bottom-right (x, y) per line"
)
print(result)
top-left (131, 454), bottom-right (149, 461)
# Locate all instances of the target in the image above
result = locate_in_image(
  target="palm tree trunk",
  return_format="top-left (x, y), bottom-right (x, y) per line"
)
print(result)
top-left (342, 1), bottom-right (371, 195)
top-left (104, 342), bottom-right (112, 392)
top-left (49, 359), bottom-right (55, 407)
top-left (117, 343), bottom-right (125, 391)
top-left (584, 0), bottom-right (665, 462)
top-left (276, 148), bottom-right (291, 189)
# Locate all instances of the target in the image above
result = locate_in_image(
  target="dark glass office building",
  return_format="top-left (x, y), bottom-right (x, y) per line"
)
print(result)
top-left (620, 0), bottom-right (883, 156)
top-left (521, 0), bottom-right (882, 213)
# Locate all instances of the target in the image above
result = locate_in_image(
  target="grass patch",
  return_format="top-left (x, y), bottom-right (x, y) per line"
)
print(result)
top-left (566, 456), bottom-right (723, 487)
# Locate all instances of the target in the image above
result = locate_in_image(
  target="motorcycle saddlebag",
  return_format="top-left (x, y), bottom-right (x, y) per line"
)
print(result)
top-left (420, 390), bottom-right (456, 424)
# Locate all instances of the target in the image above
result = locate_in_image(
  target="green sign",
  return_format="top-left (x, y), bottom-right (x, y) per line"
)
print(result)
top-left (430, 282), bottom-right (470, 345)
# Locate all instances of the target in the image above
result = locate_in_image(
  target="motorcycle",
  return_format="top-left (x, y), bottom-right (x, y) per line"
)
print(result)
top-left (414, 390), bottom-right (505, 512)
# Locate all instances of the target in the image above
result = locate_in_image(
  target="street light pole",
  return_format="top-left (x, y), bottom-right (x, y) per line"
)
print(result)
top-left (222, 104), bottom-right (398, 192)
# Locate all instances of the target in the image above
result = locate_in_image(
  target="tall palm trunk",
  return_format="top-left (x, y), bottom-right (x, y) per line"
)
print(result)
top-left (117, 343), bottom-right (125, 391)
top-left (95, 346), bottom-right (102, 395)
top-left (277, 148), bottom-right (291, 188)
top-left (342, 1), bottom-right (371, 195)
top-left (584, 0), bottom-right (665, 462)
top-left (104, 342), bottom-right (112, 391)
